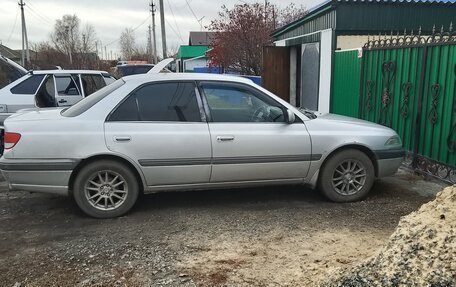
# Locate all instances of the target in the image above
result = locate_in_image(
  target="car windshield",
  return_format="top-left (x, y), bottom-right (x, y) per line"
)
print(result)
top-left (61, 79), bottom-right (125, 117)
top-left (117, 65), bottom-right (154, 77)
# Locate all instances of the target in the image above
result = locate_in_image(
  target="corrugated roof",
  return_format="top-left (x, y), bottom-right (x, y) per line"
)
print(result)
top-left (0, 44), bottom-right (20, 60)
top-left (272, 0), bottom-right (456, 38)
top-left (177, 45), bottom-right (209, 59)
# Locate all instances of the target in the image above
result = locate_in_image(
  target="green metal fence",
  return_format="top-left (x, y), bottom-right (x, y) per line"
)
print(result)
top-left (331, 50), bottom-right (362, 118)
top-left (359, 30), bottom-right (456, 183)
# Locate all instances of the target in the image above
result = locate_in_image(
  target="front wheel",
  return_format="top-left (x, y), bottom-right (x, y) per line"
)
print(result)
top-left (318, 149), bottom-right (375, 202)
top-left (73, 160), bottom-right (139, 218)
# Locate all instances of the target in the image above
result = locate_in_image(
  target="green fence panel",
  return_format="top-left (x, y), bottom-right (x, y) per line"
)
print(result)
top-left (331, 50), bottom-right (361, 118)
top-left (357, 33), bottom-right (456, 182)
top-left (361, 47), bottom-right (424, 154)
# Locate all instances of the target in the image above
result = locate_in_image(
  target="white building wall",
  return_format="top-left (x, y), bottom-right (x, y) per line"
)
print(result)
top-left (183, 58), bottom-right (207, 72)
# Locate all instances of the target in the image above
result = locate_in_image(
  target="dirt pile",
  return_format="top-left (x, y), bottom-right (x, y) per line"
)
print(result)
top-left (322, 185), bottom-right (456, 287)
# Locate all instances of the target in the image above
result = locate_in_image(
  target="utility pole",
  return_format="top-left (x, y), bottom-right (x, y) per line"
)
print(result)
top-left (82, 33), bottom-right (86, 67)
top-left (95, 41), bottom-right (99, 69)
top-left (147, 25), bottom-right (152, 62)
top-left (158, 0), bottom-right (167, 59)
top-left (105, 46), bottom-right (107, 61)
top-left (65, 25), bottom-right (73, 65)
top-left (99, 40), bottom-right (103, 60)
top-left (150, 0), bottom-right (158, 63)
top-left (18, 0), bottom-right (30, 67)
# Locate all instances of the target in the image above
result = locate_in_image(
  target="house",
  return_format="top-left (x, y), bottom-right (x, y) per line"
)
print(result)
top-left (264, 0), bottom-right (456, 113)
top-left (176, 31), bottom-right (217, 73)
top-left (0, 44), bottom-right (21, 64)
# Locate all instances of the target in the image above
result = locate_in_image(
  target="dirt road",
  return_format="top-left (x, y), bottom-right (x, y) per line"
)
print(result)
top-left (0, 170), bottom-right (445, 287)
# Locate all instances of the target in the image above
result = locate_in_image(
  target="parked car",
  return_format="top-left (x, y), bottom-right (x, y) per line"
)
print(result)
top-left (0, 69), bottom-right (116, 127)
top-left (0, 73), bottom-right (404, 218)
top-left (0, 55), bottom-right (27, 89)
top-left (114, 64), bottom-right (154, 78)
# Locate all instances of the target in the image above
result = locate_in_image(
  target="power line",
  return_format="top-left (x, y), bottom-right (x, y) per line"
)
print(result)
top-left (26, 0), bottom-right (53, 23)
top-left (104, 15), bottom-right (151, 47)
top-left (166, 0), bottom-right (184, 42)
top-left (6, 9), bottom-right (20, 45)
top-left (185, 0), bottom-right (199, 22)
top-left (184, 0), bottom-right (204, 30)
top-left (25, 5), bottom-right (52, 25)
top-left (165, 18), bottom-right (184, 43)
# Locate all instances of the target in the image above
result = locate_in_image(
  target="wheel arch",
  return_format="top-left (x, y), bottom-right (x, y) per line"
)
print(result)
top-left (68, 154), bottom-right (146, 195)
top-left (320, 144), bottom-right (379, 178)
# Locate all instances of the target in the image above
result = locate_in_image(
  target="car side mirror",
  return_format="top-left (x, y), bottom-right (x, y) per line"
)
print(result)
top-left (285, 109), bottom-right (295, 124)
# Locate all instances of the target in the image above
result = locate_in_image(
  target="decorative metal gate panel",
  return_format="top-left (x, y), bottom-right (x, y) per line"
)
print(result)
top-left (360, 27), bottom-right (456, 183)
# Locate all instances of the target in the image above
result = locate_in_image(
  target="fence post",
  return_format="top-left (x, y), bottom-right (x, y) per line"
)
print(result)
top-left (412, 45), bottom-right (429, 168)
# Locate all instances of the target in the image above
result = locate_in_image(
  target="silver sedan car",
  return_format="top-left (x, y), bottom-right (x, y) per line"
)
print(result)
top-left (0, 73), bottom-right (404, 218)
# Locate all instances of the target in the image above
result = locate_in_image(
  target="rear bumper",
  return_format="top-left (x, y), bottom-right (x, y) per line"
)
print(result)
top-left (374, 148), bottom-right (405, 177)
top-left (0, 158), bottom-right (79, 196)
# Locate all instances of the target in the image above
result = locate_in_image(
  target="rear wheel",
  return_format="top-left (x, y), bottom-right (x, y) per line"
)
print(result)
top-left (73, 160), bottom-right (139, 218)
top-left (319, 149), bottom-right (375, 202)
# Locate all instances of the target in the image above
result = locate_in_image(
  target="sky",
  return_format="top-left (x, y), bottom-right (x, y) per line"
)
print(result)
top-left (0, 0), bottom-right (322, 60)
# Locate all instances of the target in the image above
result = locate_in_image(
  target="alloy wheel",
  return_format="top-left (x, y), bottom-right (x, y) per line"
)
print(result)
top-left (331, 159), bottom-right (367, 196)
top-left (84, 170), bottom-right (128, 211)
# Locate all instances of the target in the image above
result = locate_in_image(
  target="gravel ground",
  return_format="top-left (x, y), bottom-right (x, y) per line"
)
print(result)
top-left (0, 170), bottom-right (446, 287)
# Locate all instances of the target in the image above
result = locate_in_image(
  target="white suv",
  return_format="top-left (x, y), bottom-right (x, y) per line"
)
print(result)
top-left (0, 70), bottom-right (116, 127)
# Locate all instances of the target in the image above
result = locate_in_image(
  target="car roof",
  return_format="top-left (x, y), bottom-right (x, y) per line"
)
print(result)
top-left (122, 72), bottom-right (255, 85)
top-left (30, 70), bottom-right (109, 75)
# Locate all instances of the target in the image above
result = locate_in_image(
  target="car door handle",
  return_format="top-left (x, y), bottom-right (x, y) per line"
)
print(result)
top-left (58, 99), bottom-right (67, 104)
top-left (113, 136), bottom-right (131, 142)
top-left (216, 136), bottom-right (235, 142)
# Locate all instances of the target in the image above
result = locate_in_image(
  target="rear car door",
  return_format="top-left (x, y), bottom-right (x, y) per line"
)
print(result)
top-left (80, 74), bottom-right (107, 97)
top-left (199, 81), bottom-right (312, 183)
top-left (104, 81), bottom-right (212, 186)
top-left (54, 74), bottom-right (83, 106)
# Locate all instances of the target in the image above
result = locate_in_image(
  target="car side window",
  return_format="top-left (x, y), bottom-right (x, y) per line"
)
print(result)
top-left (81, 74), bottom-right (106, 96)
top-left (200, 83), bottom-right (285, 123)
top-left (108, 82), bottom-right (201, 122)
top-left (10, 74), bottom-right (45, 95)
top-left (55, 75), bottom-right (81, 96)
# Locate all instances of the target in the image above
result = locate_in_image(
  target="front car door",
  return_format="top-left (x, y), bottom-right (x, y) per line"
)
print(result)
top-left (199, 81), bottom-right (312, 183)
top-left (104, 81), bottom-right (212, 187)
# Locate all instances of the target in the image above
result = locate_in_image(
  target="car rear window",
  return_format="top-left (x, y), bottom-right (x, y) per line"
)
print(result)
top-left (61, 79), bottom-right (125, 117)
top-left (10, 74), bottom-right (45, 95)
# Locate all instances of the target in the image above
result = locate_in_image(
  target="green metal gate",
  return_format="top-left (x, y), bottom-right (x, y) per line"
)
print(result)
top-left (360, 28), bottom-right (456, 183)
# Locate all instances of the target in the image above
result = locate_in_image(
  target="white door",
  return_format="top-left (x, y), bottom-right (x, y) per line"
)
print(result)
top-left (104, 81), bottom-right (211, 186)
top-left (54, 74), bottom-right (83, 106)
top-left (199, 81), bottom-right (312, 183)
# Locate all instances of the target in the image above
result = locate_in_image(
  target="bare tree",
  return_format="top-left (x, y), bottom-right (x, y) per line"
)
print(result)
top-left (78, 24), bottom-right (98, 69)
top-left (278, 3), bottom-right (308, 28)
top-left (51, 14), bottom-right (81, 65)
top-left (119, 28), bottom-right (136, 60)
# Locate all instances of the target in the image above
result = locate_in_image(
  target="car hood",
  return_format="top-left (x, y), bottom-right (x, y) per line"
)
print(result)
top-left (316, 113), bottom-right (386, 128)
top-left (304, 112), bottom-right (397, 135)
top-left (6, 107), bottom-right (65, 122)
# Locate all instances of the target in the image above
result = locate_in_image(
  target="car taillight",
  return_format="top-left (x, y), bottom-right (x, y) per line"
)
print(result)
top-left (4, 132), bottom-right (21, 149)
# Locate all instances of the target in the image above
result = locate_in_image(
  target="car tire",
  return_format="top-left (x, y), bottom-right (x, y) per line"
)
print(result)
top-left (73, 160), bottom-right (139, 218)
top-left (319, 149), bottom-right (375, 202)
